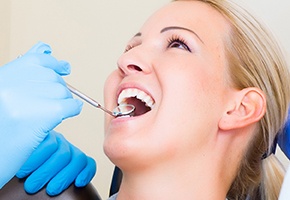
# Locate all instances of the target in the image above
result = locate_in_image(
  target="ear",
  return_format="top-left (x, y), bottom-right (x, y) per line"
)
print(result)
top-left (219, 87), bottom-right (266, 131)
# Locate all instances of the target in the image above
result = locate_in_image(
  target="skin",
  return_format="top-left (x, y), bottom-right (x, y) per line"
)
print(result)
top-left (103, 1), bottom-right (266, 199)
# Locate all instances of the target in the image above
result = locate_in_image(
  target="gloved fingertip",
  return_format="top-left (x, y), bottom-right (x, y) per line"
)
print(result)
top-left (24, 182), bottom-right (41, 194)
top-left (76, 100), bottom-right (84, 110)
top-left (46, 182), bottom-right (67, 196)
top-left (15, 171), bottom-right (28, 179)
top-left (57, 61), bottom-right (71, 76)
top-left (46, 187), bottom-right (61, 196)
top-left (75, 177), bottom-right (89, 187)
top-left (75, 160), bottom-right (96, 187)
top-left (27, 42), bottom-right (52, 54)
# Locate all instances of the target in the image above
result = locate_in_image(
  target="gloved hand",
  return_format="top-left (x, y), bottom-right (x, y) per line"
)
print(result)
top-left (0, 42), bottom-right (83, 188)
top-left (16, 130), bottom-right (96, 196)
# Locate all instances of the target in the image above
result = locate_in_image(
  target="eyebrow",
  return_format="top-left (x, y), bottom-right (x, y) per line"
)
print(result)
top-left (134, 32), bottom-right (142, 37)
top-left (161, 26), bottom-right (204, 44)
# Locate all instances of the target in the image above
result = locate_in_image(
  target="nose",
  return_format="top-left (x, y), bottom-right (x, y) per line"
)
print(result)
top-left (117, 49), bottom-right (151, 76)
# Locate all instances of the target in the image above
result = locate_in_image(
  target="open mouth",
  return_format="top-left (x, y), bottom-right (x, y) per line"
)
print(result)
top-left (117, 88), bottom-right (155, 117)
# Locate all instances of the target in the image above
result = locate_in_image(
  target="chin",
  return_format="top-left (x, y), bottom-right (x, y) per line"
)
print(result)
top-left (103, 136), bottom-right (130, 163)
top-left (103, 137), bottom-right (146, 171)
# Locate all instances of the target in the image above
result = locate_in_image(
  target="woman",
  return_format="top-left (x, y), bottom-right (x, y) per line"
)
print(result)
top-left (103, 0), bottom-right (290, 199)
top-left (1, 0), bottom-right (288, 199)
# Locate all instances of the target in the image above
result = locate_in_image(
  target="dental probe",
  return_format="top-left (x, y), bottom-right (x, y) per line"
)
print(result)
top-left (66, 83), bottom-right (135, 117)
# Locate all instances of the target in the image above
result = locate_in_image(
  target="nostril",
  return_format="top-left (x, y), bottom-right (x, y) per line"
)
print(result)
top-left (128, 64), bottom-right (142, 72)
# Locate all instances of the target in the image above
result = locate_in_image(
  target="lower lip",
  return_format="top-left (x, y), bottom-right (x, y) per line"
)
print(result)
top-left (112, 115), bottom-right (138, 123)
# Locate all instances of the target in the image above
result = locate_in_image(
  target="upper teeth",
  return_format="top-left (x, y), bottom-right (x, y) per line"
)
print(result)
top-left (118, 88), bottom-right (155, 108)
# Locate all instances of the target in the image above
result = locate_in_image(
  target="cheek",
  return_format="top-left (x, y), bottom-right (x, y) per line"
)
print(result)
top-left (103, 70), bottom-right (120, 106)
top-left (103, 70), bottom-right (121, 130)
top-left (165, 57), bottom-right (225, 104)
top-left (154, 62), bottom-right (224, 137)
top-left (160, 64), bottom-right (217, 112)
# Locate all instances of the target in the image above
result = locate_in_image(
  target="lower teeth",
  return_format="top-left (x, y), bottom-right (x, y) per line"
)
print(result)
top-left (118, 115), bottom-right (131, 118)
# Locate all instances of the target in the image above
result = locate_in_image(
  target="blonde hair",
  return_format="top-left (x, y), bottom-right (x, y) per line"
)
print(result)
top-left (174, 0), bottom-right (290, 199)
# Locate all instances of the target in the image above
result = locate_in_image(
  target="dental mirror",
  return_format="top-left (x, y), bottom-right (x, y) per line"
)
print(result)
top-left (66, 83), bottom-right (135, 117)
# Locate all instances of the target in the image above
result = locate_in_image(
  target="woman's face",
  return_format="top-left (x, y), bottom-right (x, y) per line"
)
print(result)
top-left (103, 1), bottom-right (234, 169)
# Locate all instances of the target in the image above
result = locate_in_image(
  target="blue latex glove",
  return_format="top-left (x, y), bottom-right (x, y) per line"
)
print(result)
top-left (0, 42), bottom-right (83, 188)
top-left (16, 130), bottom-right (96, 196)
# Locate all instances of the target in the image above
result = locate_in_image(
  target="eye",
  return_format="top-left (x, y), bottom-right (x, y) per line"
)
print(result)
top-left (167, 35), bottom-right (191, 52)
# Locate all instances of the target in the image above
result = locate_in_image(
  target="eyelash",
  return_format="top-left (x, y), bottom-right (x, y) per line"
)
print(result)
top-left (124, 44), bottom-right (134, 53)
top-left (167, 35), bottom-right (191, 52)
top-left (124, 35), bottom-right (192, 53)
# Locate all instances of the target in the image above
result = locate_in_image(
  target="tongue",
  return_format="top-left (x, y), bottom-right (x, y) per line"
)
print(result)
top-left (126, 97), bottom-right (151, 116)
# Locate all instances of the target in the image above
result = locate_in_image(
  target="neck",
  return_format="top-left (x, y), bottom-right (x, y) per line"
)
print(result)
top-left (116, 153), bottom-right (233, 200)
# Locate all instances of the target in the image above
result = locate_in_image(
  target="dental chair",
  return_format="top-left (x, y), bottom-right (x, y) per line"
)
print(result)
top-left (109, 167), bottom-right (122, 197)
top-left (0, 167), bottom-right (122, 200)
top-left (0, 176), bottom-right (101, 200)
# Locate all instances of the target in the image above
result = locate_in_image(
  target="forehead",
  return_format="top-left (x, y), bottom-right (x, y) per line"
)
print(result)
top-left (140, 1), bottom-right (231, 45)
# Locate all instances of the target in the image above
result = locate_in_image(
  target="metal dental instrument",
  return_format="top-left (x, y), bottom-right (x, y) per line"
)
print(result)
top-left (66, 83), bottom-right (135, 117)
